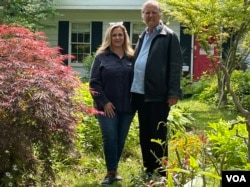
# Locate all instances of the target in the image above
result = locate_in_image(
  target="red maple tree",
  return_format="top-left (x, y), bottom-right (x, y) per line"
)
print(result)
top-left (0, 24), bottom-right (84, 186)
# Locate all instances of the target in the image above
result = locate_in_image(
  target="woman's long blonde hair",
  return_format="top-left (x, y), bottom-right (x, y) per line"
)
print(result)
top-left (96, 23), bottom-right (134, 58)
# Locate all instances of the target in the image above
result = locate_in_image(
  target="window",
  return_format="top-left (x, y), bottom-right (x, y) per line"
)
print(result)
top-left (70, 23), bottom-right (91, 65)
top-left (131, 23), bottom-right (145, 48)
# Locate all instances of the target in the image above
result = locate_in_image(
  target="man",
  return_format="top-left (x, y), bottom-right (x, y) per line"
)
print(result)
top-left (131, 0), bottom-right (183, 176)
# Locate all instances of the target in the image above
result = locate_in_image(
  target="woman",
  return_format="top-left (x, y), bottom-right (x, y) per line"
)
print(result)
top-left (89, 22), bottom-right (134, 185)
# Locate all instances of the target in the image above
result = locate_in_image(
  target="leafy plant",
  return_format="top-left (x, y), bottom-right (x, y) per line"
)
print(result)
top-left (167, 132), bottom-right (221, 187)
top-left (0, 24), bottom-right (84, 186)
top-left (133, 113), bottom-right (248, 187)
top-left (0, 0), bottom-right (59, 30)
top-left (82, 53), bottom-right (95, 82)
top-left (181, 74), bottom-right (194, 98)
top-left (167, 104), bottom-right (195, 134)
top-left (166, 118), bottom-right (248, 187)
top-left (77, 83), bottom-right (102, 154)
top-left (206, 118), bottom-right (248, 170)
top-left (231, 70), bottom-right (250, 110)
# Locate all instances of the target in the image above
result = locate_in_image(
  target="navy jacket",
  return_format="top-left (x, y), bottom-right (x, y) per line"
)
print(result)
top-left (89, 49), bottom-right (133, 113)
top-left (132, 23), bottom-right (183, 102)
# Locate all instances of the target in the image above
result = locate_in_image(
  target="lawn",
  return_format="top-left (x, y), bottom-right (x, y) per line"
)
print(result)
top-left (180, 98), bottom-right (238, 130)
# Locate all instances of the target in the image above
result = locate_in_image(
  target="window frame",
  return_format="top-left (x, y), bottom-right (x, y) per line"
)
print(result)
top-left (131, 23), bottom-right (145, 49)
top-left (68, 22), bottom-right (92, 66)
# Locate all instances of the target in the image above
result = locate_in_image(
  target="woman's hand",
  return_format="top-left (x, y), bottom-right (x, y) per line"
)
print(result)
top-left (104, 102), bottom-right (116, 118)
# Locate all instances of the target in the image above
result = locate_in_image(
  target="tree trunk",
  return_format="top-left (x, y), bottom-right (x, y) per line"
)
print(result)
top-left (220, 63), bottom-right (250, 162)
top-left (217, 74), bottom-right (228, 109)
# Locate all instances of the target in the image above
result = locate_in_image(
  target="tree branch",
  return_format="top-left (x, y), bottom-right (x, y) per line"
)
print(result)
top-left (219, 62), bottom-right (249, 117)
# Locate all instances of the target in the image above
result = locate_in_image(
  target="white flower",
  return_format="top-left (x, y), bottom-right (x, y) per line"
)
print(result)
top-left (5, 172), bottom-right (11, 177)
top-left (12, 165), bottom-right (18, 171)
top-left (5, 172), bottom-right (13, 178)
top-left (8, 182), bottom-right (13, 187)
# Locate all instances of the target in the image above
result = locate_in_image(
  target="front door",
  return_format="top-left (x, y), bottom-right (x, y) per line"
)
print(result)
top-left (193, 36), bottom-right (217, 79)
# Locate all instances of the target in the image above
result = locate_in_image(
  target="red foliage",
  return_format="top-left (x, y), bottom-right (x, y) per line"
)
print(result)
top-left (199, 134), bottom-right (207, 144)
top-left (0, 24), bottom-right (83, 185)
top-left (0, 24), bottom-right (81, 130)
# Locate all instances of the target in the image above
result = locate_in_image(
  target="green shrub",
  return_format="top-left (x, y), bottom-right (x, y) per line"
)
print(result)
top-left (181, 74), bottom-right (194, 98)
top-left (231, 70), bottom-right (250, 110)
top-left (206, 118), bottom-right (248, 170)
top-left (181, 73), bottom-right (218, 104)
top-left (82, 53), bottom-right (95, 82)
top-left (140, 117), bottom-right (248, 187)
top-left (198, 79), bottom-right (218, 104)
top-left (77, 83), bottom-right (102, 154)
top-left (168, 105), bottom-right (195, 135)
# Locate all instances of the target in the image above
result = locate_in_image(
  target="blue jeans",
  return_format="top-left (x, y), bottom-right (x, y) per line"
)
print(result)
top-left (97, 112), bottom-right (134, 171)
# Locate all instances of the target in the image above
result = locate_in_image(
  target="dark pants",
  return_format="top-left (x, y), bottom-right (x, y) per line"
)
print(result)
top-left (132, 93), bottom-right (170, 175)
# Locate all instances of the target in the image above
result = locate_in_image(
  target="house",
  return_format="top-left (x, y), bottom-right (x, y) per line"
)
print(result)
top-left (43, 0), bottom-right (208, 79)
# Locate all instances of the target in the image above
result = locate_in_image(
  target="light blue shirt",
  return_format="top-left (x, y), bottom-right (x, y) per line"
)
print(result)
top-left (131, 25), bottom-right (161, 94)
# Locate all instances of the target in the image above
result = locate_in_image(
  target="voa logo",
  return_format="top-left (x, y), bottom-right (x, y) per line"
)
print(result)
top-left (226, 175), bottom-right (246, 183)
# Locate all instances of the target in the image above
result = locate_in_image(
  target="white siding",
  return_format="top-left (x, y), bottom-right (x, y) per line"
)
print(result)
top-left (43, 23), bottom-right (58, 47)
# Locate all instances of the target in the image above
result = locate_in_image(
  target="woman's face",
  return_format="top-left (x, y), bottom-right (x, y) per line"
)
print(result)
top-left (111, 27), bottom-right (125, 48)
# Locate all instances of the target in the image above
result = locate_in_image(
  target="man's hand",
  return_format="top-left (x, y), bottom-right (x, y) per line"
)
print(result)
top-left (168, 97), bottom-right (178, 107)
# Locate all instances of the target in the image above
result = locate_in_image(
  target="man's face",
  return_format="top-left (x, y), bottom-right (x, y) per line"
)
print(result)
top-left (142, 3), bottom-right (161, 30)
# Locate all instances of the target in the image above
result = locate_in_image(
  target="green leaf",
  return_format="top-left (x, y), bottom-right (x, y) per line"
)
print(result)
top-left (197, 171), bottom-right (221, 180)
top-left (189, 155), bottom-right (198, 169)
top-left (168, 172), bottom-right (175, 187)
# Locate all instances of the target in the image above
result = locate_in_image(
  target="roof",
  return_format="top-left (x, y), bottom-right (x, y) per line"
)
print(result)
top-left (54, 0), bottom-right (147, 10)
